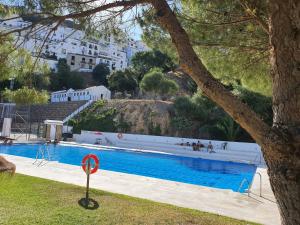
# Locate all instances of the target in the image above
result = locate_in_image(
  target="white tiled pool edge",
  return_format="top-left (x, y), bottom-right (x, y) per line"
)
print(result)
top-left (2, 154), bottom-right (280, 225)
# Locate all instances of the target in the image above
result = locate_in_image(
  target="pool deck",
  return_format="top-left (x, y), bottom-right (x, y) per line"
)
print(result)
top-left (1, 154), bottom-right (280, 225)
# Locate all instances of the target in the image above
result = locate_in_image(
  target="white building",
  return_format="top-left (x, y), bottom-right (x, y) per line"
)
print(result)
top-left (0, 15), bottom-right (148, 72)
top-left (51, 86), bottom-right (111, 103)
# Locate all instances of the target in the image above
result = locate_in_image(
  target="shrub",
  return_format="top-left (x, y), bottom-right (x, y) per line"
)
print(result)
top-left (3, 87), bottom-right (49, 104)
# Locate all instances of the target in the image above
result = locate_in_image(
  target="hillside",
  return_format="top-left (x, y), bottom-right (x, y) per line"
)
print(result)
top-left (71, 99), bottom-right (175, 136)
top-left (104, 99), bottom-right (174, 135)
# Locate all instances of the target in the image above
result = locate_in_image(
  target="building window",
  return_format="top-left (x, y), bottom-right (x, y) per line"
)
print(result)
top-left (89, 59), bottom-right (93, 64)
top-left (71, 56), bottom-right (75, 60)
top-left (82, 58), bottom-right (86, 63)
top-left (88, 50), bottom-right (92, 55)
top-left (89, 44), bottom-right (92, 49)
top-left (94, 46), bottom-right (98, 50)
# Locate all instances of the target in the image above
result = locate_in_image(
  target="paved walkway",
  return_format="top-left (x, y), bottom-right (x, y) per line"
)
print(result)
top-left (2, 154), bottom-right (280, 225)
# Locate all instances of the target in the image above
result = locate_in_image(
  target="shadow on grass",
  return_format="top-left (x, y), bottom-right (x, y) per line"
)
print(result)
top-left (78, 198), bottom-right (99, 210)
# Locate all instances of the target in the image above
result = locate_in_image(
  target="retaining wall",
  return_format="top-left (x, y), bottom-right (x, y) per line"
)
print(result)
top-left (73, 131), bottom-right (265, 166)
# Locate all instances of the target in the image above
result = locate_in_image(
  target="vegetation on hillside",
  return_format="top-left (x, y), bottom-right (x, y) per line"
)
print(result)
top-left (71, 86), bottom-right (271, 142)
top-left (3, 87), bottom-right (49, 104)
top-left (131, 50), bottom-right (176, 81)
top-left (140, 69), bottom-right (179, 100)
top-left (108, 69), bottom-right (138, 95)
top-left (69, 101), bottom-right (118, 133)
top-left (172, 87), bottom-right (272, 141)
top-left (50, 59), bottom-right (85, 91)
top-left (0, 38), bottom-right (50, 104)
top-left (92, 63), bottom-right (110, 86)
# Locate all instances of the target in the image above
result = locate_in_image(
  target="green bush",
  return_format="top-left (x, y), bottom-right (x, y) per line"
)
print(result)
top-left (71, 101), bottom-right (117, 133)
top-left (131, 50), bottom-right (176, 81)
top-left (171, 86), bottom-right (272, 141)
top-left (92, 63), bottom-right (110, 86)
top-left (50, 59), bottom-right (85, 91)
top-left (140, 68), bottom-right (179, 98)
top-left (148, 121), bottom-right (162, 136)
top-left (108, 69), bottom-right (138, 93)
top-left (3, 87), bottom-right (49, 104)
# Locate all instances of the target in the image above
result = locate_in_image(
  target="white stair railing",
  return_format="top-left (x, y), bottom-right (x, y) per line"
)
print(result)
top-left (62, 100), bottom-right (94, 123)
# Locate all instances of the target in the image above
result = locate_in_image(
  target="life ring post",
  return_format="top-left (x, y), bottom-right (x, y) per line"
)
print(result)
top-left (85, 157), bottom-right (91, 207)
top-left (81, 154), bottom-right (100, 208)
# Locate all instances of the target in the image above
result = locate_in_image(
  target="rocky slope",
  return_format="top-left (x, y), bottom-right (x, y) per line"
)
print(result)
top-left (101, 99), bottom-right (174, 135)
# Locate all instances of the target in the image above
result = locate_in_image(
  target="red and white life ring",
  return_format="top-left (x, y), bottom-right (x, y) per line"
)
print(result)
top-left (117, 133), bottom-right (123, 139)
top-left (81, 154), bottom-right (99, 174)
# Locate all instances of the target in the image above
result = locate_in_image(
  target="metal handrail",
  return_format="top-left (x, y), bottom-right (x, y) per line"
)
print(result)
top-left (255, 172), bottom-right (262, 197)
top-left (33, 143), bottom-right (51, 166)
top-left (238, 172), bottom-right (263, 197)
top-left (238, 178), bottom-right (251, 196)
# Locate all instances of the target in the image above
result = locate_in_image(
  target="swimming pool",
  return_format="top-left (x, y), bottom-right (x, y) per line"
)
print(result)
top-left (0, 144), bottom-right (256, 192)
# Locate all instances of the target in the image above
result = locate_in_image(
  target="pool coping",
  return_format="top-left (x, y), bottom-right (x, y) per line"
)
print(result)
top-left (1, 152), bottom-right (280, 225)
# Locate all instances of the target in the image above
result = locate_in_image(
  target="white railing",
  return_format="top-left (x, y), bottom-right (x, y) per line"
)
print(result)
top-left (62, 100), bottom-right (94, 123)
top-left (238, 172), bottom-right (263, 197)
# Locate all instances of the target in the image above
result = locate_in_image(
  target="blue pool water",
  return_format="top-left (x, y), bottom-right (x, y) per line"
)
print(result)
top-left (0, 144), bottom-right (256, 192)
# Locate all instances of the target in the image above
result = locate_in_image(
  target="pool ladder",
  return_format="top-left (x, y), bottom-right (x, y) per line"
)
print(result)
top-left (238, 172), bottom-right (262, 197)
top-left (33, 143), bottom-right (51, 166)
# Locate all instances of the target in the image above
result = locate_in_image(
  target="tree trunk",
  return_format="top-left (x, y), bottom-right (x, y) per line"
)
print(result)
top-left (267, 0), bottom-right (300, 224)
top-left (265, 153), bottom-right (300, 225)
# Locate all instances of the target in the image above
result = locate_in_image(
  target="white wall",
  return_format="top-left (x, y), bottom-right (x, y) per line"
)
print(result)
top-left (51, 86), bottom-right (111, 102)
top-left (73, 131), bottom-right (265, 166)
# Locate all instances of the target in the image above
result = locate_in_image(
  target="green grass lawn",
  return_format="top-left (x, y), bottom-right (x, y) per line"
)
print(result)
top-left (0, 174), bottom-right (259, 225)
